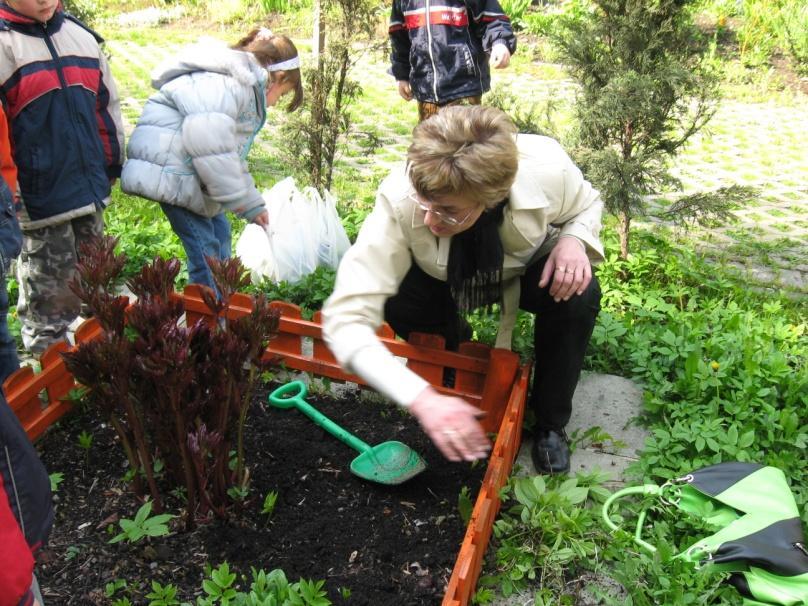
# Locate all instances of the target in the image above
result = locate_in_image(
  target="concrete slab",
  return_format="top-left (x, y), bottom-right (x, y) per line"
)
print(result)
top-left (514, 373), bottom-right (647, 483)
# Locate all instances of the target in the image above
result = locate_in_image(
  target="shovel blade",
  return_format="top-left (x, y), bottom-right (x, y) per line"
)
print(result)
top-left (350, 441), bottom-right (426, 485)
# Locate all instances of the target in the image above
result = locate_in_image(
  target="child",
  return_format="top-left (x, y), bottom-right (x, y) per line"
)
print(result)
top-left (0, 0), bottom-right (125, 356)
top-left (0, 390), bottom-right (54, 606)
top-left (0, 104), bottom-right (21, 385)
top-left (121, 28), bottom-right (303, 292)
top-left (389, 0), bottom-right (517, 121)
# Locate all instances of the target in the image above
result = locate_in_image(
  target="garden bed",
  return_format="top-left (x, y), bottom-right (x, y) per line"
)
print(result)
top-left (36, 385), bottom-right (486, 604)
top-left (4, 288), bottom-right (529, 605)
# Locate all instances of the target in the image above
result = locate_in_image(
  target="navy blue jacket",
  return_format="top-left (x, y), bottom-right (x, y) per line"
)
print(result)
top-left (0, 392), bottom-right (53, 606)
top-left (0, 177), bottom-right (21, 277)
top-left (0, 5), bottom-right (124, 227)
top-left (389, 0), bottom-right (517, 103)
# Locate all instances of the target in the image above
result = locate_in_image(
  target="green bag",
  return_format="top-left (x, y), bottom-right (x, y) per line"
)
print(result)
top-left (602, 462), bottom-right (808, 605)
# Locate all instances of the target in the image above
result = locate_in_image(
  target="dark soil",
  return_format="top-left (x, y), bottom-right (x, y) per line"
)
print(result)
top-left (35, 384), bottom-right (486, 605)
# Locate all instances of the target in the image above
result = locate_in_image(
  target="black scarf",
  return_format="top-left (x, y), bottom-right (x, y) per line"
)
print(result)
top-left (447, 200), bottom-right (506, 313)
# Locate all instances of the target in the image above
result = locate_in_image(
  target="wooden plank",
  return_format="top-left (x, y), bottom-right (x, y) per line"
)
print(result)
top-left (269, 302), bottom-right (303, 356)
top-left (406, 333), bottom-right (446, 386)
top-left (478, 349), bottom-right (519, 433)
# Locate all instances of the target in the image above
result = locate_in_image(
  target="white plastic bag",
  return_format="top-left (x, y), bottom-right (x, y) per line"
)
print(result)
top-left (235, 224), bottom-right (277, 283)
top-left (302, 186), bottom-right (351, 270)
top-left (265, 177), bottom-right (319, 284)
top-left (236, 177), bottom-right (351, 284)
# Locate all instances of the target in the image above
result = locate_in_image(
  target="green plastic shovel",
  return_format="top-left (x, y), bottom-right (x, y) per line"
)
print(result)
top-left (267, 380), bottom-right (426, 485)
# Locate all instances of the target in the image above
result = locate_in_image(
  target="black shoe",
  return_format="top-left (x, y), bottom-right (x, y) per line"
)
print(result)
top-left (531, 428), bottom-right (570, 474)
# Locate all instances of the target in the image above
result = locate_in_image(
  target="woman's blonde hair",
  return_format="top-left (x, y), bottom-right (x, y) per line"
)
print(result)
top-left (407, 105), bottom-right (519, 208)
top-left (233, 29), bottom-right (303, 112)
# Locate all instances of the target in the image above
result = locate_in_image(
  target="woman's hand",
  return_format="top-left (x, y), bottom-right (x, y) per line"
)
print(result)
top-left (252, 209), bottom-right (269, 227)
top-left (409, 386), bottom-right (490, 462)
top-left (539, 236), bottom-right (592, 302)
top-left (397, 80), bottom-right (413, 101)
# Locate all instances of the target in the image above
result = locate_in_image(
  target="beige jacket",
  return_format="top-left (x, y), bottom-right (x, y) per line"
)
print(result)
top-left (322, 134), bottom-right (604, 386)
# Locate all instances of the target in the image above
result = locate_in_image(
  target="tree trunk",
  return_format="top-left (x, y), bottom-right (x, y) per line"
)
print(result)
top-left (312, 0), bottom-right (325, 69)
top-left (618, 209), bottom-right (631, 260)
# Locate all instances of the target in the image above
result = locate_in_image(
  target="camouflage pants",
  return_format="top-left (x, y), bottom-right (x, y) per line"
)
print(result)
top-left (417, 95), bottom-right (482, 122)
top-left (16, 211), bottom-right (104, 355)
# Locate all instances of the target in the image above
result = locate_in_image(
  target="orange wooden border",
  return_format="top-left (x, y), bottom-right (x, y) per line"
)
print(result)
top-left (2, 287), bottom-right (528, 605)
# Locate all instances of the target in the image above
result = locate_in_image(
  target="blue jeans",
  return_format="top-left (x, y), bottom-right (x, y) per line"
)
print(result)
top-left (159, 204), bottom-right (231, 292)
top-left (0, 277), bottom-right (19, 385)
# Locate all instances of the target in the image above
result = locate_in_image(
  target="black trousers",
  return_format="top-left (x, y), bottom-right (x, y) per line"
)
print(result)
top-left (384, 256), bottom-right (601, 430)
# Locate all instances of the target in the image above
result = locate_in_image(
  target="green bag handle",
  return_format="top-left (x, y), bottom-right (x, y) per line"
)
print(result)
top-left (602, 484), bottom-right (666, 554)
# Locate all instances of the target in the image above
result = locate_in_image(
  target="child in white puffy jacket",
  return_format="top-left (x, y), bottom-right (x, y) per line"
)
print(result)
top-left (121, 28), bottom-right (302, 291)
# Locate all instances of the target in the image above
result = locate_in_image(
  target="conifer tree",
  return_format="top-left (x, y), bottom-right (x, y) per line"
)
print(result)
top-left (280, 0), bottom-right (383, 194)
top-left (554, 0), bottom-right (721, 259)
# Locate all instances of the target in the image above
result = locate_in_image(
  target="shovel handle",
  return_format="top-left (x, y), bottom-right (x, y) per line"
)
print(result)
top-left (267, 381), bottom-right (372, 454)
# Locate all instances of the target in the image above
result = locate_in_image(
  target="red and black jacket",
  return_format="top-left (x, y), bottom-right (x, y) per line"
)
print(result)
top-left (389, 0), bottom-right (517, 104)
top-left (0, 393), bottom-right (53, 606)
top-left (0, 4), bottom-right (124, 226)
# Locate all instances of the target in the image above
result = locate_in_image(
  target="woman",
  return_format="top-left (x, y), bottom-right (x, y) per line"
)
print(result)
top-left (322, 106), bottom-right (603, 474)
top-left (122, 28), bottom-right (303, 291)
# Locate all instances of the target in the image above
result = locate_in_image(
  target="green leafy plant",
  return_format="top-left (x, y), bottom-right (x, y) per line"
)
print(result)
top-left (735, 0), bottom-right (781, 68)
top-left (488, 472), bottom-right (611, 599)
top-left (77, 429), bottom-right (93, 462)
top-left (62, 236), bottom-right (281, 528)
top-left (226, 485), bottom-right (250, 502)
top-left (146, 580), bottom-right (182, 606)
top-left (261, 491), bottom-right (279, 523)
top-left (497, 0), bottom-right (531, 30)
top-left (198, 563), bottom-right (238, 605)
top-left (587, 228), bottom-right (807, 519)
top-left (109, 500), bottom-right (176, 544)
top-left (105, 195), bottom-right (186, 283)
top-left (49, 472), bottom-right (64, 493)
top-left (780, 0), bottom-right (808, 74)
top-left (244, 566), bottom-right (331, 606)
top-left (105, 578), bottom-right (127, 597)
top-left (250, 261), bottom-right (336, 319)
top-left (458, 485), bottom-right (473, 525)
top-left (64, 545), bottom-right (81, 561)
top-left (60, 386), bottom-right (89, 406)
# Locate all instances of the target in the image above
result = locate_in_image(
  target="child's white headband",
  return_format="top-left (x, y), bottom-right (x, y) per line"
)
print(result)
top-left (268, 56), bottom-right (300, 71)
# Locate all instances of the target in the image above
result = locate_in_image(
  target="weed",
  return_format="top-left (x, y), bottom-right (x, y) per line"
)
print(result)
top-left (458, 485), bottom-right (473, 525)
top-left (145, 580), bottom-right (182, 605)
top-left (49, 472), bottom-right (64, 493)
top-left (77, 430), bottom-right (93, 462)
top-left (108, 500), bottom-right (176, 544)
top-left (261, 490), bottom-right (279, 522)
top-left (104, 579), bottom-right (127, 597)
top-left (65, 545), bottom-right (81, 561)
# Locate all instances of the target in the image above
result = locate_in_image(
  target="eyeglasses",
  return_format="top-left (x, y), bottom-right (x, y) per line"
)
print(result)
top-left (409, 194), bottom-right (479, 227)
